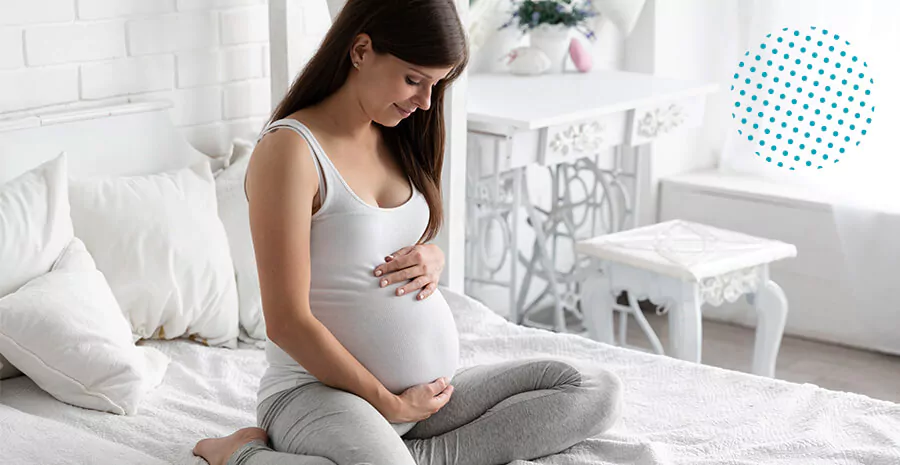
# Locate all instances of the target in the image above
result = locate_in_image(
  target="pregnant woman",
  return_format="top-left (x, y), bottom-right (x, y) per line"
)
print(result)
top-left (193, 1), bottom-right (622, 464)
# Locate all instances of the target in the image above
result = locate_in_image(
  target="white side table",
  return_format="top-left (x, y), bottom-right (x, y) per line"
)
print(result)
top-left (464, 71), bottom-right (718, 331)
top-left (576, 219), bottom-right (797, 377)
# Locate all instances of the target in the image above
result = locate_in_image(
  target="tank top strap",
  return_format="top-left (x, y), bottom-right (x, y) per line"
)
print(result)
top-left (256, 118), bottom-right (334, 204)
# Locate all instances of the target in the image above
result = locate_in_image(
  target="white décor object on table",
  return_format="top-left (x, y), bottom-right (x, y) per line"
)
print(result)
top-left (498, 0), bottom-right (597, 74)
top-left (576, 219), bottom-right (797, 377)
top-left (0, 236), bottom-right (170, 415)
top-left (528, 23), bottom-right (572, 73)
top-left (215, 139), bottom-right (267, 343)
top-left (568, 37), bottom-right (592, 72)
top-left (69, 161), bottom-right (240, 348)
top-left (507, 45), bottom-right (551, 75)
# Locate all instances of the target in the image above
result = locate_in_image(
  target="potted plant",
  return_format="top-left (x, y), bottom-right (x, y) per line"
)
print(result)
top-left (501, 0), bottom-right (597, 73)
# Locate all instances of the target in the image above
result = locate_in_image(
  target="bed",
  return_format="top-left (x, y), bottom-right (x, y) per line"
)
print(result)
top-left (3, 286), bottom-right (899, 465)
top-left (1, 103), bottom-right (899, 465)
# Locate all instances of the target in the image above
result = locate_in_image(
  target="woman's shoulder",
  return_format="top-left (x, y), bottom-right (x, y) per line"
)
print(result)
top-left (246, 121), bottom-right (319, 201)
top-left (255, 121), bottom-right (314, 160)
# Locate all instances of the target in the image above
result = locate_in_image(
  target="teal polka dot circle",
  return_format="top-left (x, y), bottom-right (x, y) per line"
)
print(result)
top-left (730, 26), bottom-right (875, 170)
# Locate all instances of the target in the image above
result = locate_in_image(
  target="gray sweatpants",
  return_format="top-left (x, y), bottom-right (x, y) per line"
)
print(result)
top-left (227, 358), bottom-right (623, 465)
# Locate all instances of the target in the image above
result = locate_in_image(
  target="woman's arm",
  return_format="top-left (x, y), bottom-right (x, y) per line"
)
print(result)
top-left (246, 130), bottom-right (399, 416)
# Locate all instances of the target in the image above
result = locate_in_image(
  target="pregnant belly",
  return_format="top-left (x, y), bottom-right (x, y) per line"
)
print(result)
top-left (311, 288), bottom-right (460, 395)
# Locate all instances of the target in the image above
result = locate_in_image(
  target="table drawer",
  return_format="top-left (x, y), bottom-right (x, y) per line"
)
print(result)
top-left (628, 95), bottom-right (707, 146)
top-left (467, 129), bottom-right (542, 176)
top-left (539, 112), bottom-right (627, 167)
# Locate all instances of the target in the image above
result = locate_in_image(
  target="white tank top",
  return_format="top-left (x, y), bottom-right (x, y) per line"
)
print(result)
top-left (253, 119), bottom-right (460, 432)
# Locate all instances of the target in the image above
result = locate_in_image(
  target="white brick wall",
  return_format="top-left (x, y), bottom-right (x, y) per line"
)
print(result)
top-left (177, 44), bottom-right (265, 88)
top-left (177, 0), bottom-right (264, 11)
top-left (0, 67), bottom-right (79, 112)
top-left (176, 49), bottom-right (223, 88)
top-left (0, 0), bottom-right (295, 156)
top-left (133, 86), bottom-right (223, 126)
top-left (224, 78), bottom-right (271, 119)
top-left (78, 0), bottom-right (175, 20)
top-left (223, 45), bottom-right (265, 81)
top-left (127, 13), bottom-right (219, 55)
top-left (0, 0), bottom-right (74, 26)
top-left (0, 28), bottom-right (24, 70)
top-left (25, 21), bottom-right (125, 66)
top-left (81, 55), bottom-right (175, 99)
top-left (220, 6), bottom-right (268, 44)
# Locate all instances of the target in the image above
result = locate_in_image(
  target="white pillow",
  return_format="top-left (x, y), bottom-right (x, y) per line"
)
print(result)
top-left (0, 237), bottom-right (170, 415)
top-left (0, 153), bottom-right (73, 298)
top-left (0, 153), bottom-right (72, 380)
top-left (69, 161), bottom-right (239, 348)
top-left (215, 139), bottom-right (267, 342)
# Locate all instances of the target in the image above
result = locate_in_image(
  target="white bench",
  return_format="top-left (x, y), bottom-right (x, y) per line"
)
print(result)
top-left (576, 219), bottom-right (797, 377)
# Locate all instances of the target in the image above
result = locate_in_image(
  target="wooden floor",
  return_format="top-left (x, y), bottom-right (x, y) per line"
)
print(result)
top-left (525, 305), bottom-right (900, 404)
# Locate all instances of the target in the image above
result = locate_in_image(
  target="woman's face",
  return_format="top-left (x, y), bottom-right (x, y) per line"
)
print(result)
top-left (350, 35), bottom-right (453, 127)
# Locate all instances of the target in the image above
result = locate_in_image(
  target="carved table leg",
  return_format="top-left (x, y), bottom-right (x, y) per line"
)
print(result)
top-left (752, 279), bottom-right (788, 377)
top-left (582, 272), bottom-right (615, 344)
top-left (669, 281), bottom-right (703, 363)
top-left (626, 291), bottom-right (666, 355)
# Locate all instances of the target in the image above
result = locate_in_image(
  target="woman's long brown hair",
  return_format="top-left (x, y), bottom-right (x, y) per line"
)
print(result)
top-left (266, 0), bottom-right (469, 243)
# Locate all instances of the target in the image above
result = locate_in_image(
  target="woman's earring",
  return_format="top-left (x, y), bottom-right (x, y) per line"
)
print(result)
top-left (353, 61), bottom-right (359, 69)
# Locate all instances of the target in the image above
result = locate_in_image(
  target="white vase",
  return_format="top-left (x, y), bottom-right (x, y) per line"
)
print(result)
top-left (528, 24), bottom-right (571, 73)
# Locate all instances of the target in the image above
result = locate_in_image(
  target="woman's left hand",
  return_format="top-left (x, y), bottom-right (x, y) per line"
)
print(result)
top-left (373, 244), bottom-right (445, 300)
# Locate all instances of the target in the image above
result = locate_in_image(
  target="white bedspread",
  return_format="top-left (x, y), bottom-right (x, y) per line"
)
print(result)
top-left (2, 289), bottom-right (899, 464)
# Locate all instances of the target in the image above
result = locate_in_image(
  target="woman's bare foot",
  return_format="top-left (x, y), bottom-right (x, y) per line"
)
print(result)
top-left (193, 427), bottom-right (268, 465)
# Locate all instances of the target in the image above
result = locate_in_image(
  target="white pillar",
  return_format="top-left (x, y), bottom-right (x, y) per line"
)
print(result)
top-left (435, 0), bottom-right (468, 292)
top-left (324, 0), bottom-right (346, 20)
top-left (623, 0), bottom-right (656, 227)
top-left (268, 0), bottom-right (331, 110)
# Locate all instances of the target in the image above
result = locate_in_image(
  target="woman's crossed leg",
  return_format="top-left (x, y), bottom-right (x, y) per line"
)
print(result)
top-left (196, 358), bottom-right (622, 465)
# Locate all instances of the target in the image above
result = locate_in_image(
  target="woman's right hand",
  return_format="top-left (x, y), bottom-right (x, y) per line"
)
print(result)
top-left (382, 377), bottom-right (454, 423)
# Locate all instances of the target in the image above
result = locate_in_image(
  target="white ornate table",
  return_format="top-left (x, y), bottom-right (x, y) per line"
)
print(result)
top-left (464, 71), bottom-right (718, 333)
top-left (575, 219), bottom-right (797, 377)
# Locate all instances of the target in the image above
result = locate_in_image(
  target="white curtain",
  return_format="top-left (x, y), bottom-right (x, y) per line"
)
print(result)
top-left (718, 0), bottom-right (900, 347)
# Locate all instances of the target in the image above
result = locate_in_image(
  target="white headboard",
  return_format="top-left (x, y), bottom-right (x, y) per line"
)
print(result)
top-left (0, 101), bottom-right (212, 184)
